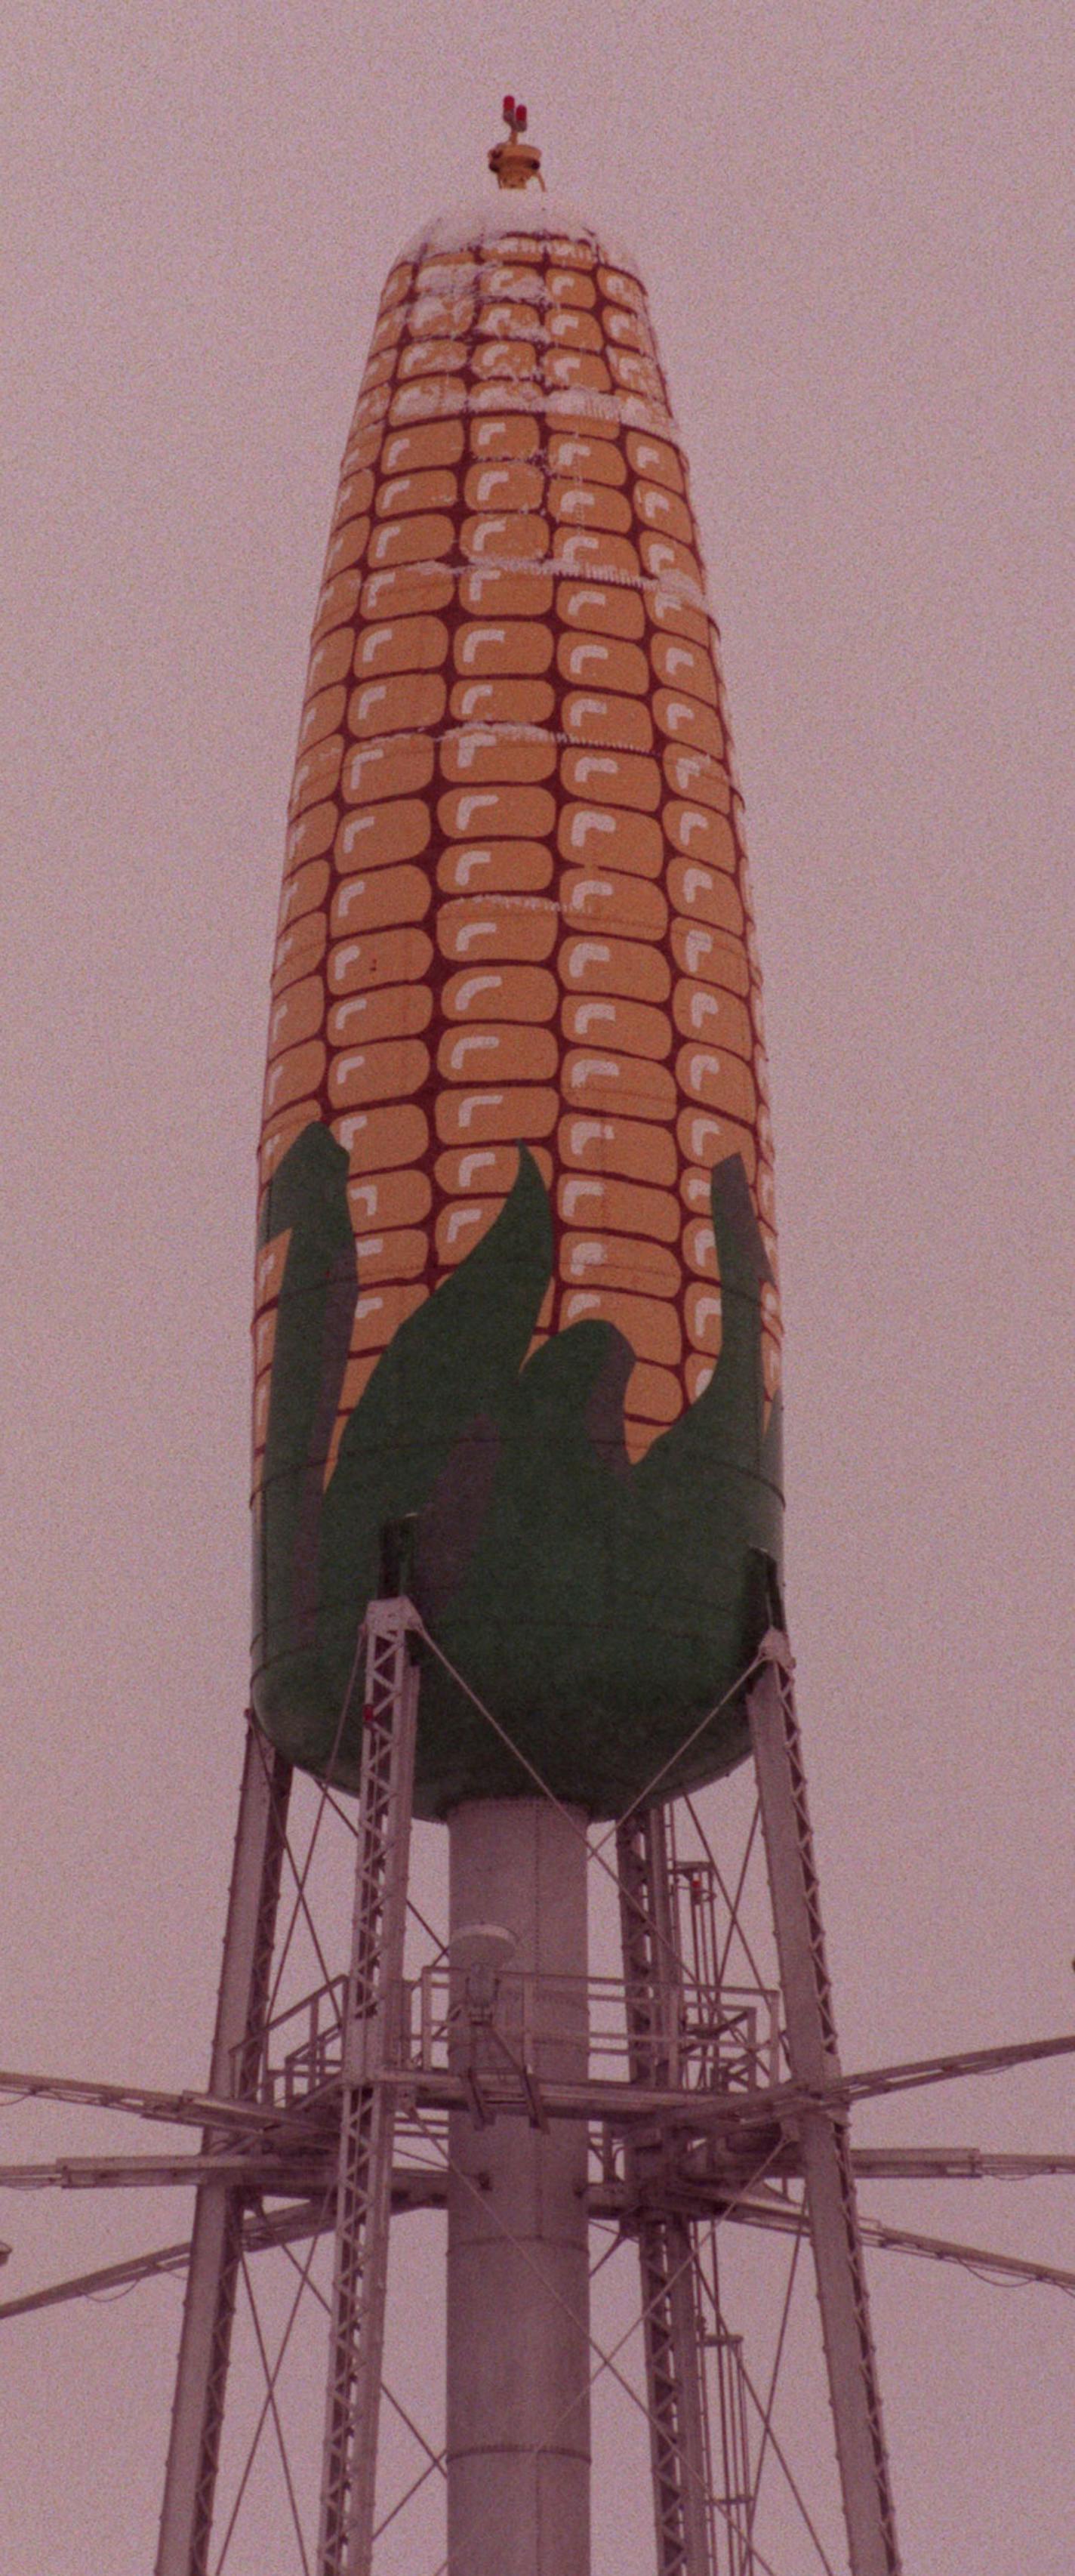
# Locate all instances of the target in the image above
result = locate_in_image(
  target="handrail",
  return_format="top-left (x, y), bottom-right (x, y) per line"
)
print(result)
top-left (233, 1966), bottom-right (781, 2110)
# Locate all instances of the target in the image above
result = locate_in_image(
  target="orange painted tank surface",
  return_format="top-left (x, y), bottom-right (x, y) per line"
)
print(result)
top-left (251, 196), bottom-right (784, 1816)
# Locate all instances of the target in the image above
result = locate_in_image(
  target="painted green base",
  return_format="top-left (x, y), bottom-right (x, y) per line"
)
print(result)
top-left (251, 1134), bottom-right (783, 1819)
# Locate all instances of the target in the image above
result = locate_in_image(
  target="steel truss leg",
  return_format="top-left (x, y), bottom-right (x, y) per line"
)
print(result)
top-left (156, 1717), bottom-right (292, 2576)
top-left (747, 1633), bottom-right (901, 2576)
top-left (618, 1809), bottom-right (716, 2576)
top-left (316, 1600), bottom-right (420, 2576)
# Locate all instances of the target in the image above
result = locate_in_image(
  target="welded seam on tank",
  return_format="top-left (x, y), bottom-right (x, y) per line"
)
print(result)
top-left (327, 554), bottom-right (710, 614)
top-left (350, 387), bottom-right (687, 448)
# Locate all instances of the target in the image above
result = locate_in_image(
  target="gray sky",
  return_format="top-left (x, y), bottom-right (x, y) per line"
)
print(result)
top-left (2, 3), bottom-right (1073, 2569)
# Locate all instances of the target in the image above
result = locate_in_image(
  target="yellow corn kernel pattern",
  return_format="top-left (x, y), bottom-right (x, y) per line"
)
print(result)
top-left (254, 227), bottom-right (780, 1491)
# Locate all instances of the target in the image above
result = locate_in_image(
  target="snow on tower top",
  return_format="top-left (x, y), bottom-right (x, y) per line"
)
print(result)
top-left (402, 98), bottom-right (640, 271)
top-left (403, 190), bottom-right (639, 273)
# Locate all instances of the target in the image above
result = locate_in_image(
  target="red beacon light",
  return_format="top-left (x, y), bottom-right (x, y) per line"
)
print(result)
top-left (489, 94), bottom-right (541, 187)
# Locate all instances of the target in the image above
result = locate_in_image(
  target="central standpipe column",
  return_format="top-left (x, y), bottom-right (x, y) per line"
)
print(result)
top-left (447, 1799), bottom-right (590, 2576)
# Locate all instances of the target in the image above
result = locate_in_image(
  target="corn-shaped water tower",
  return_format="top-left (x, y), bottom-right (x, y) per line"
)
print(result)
top-left (158, 105), bottom-right (901, 2576)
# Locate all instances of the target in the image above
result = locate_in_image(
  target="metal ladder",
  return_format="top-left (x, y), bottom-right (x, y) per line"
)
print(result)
top-left (618, 1804), bottom-right (716, 2576)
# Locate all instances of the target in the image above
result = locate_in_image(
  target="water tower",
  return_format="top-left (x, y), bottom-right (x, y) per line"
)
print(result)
top-left (10, 99), bottom-right (1073, 2576)
top-left (171, 94), bottom-right (896, 2574)
top-left (165, 95), bottom-right (882, 2574)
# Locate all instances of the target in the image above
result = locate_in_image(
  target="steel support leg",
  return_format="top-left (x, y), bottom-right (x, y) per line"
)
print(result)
top-left (316, 1600), bottom-right (419, 2576)
top-left (747, 1633), bottom-right (901, 2576)
top-left (156, 1717), bottom-right (291, 2576)
top-left (618, 1809), bottom-right (715, 2576)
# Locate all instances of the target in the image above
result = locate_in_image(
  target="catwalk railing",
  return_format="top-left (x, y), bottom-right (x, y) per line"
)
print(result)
top-left (235, 1965), bottom-right (783, 2117)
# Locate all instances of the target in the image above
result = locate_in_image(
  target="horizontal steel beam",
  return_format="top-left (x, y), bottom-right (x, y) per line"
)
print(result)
top-left (0, 2155), bottom-right (331, 2192)
top-left (383, 2066), bottom-right (787, 2133)
top-left (5, 2025), bottom-right (1071, 2148)
top-left (732, 2192), bottom-right (1075, 2294)
top-left (850, 2148), bottom-right (1075, 2180)
top-left (839, 2029), bottom-right (1075, 2104)
top-left (0, 2066), bottom-right (286, 2134)
top-left (6, 2127), bottom-right (1074, 2198)
top-left (5, 2141), bottom-right (1073, 2329)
